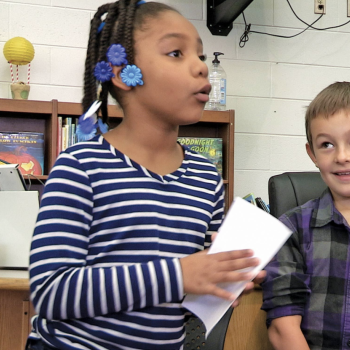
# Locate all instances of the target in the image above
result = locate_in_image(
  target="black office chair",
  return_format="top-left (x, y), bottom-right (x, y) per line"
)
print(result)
top-left (184, 307), bottom-right (233, 349)
top-left (268, 171), bottom-right (327, 218)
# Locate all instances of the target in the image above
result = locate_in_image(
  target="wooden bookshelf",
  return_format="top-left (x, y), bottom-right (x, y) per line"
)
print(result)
top-left (0, 98), bottom-right (234, 206)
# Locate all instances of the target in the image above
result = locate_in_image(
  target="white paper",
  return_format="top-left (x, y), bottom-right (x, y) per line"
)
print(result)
top-left (182, 197), bottom-right (292, 337)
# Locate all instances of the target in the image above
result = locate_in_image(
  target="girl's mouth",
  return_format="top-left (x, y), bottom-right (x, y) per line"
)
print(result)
top-left (195, 92), bottom-right (210, 103)
top-left (194, 84), bottom-right (211, 103)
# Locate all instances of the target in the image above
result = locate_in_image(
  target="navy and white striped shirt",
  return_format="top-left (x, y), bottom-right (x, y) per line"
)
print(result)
top-left (29, 135), bottom-right (225, 350)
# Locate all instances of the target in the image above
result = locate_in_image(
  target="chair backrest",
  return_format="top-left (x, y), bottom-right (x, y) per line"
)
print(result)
top-left (184, 308), bottom-right (233, 350)
top-left (268, 172), bottom-right (327, 218)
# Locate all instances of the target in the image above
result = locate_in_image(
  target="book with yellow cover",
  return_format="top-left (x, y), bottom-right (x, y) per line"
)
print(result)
top-left (177, 137), bottom-right (223, 175)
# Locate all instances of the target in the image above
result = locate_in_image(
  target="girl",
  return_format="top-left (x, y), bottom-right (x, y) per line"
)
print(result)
top-left (27, 1), bottom-right (264, 349)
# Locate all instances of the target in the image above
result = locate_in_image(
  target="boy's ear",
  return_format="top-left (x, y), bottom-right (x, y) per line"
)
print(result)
top-left (306, 142), bottom-right (318, 167)
top-left (111, 65), bottom-right (132, 91)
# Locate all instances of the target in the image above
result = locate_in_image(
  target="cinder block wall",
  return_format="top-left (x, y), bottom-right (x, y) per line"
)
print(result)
top-left (1, 0), bottom-right (349, 202)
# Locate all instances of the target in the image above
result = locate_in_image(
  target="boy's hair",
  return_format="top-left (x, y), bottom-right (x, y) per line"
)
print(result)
top-left (83, 1), bottom-right (179, 123)
top-left (305, 81), bottom-right (350, 151)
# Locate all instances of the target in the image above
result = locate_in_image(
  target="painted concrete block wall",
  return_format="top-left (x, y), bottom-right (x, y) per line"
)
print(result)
top-left (1, 0), bottom-right (350, 204)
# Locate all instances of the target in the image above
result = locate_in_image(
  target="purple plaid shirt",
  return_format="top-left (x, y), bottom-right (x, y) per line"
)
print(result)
top-left (261, 188), bottom-right (350, 350)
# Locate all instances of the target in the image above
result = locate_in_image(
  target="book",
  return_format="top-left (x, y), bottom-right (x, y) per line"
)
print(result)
top-left (71, 123), bottom-right (76, 146)
top-left (255, 197), bottom-right (270, 213)
top-left (244, 193), bottom-right (270, 213)
top-left (62, 125), bottom-right (69, 151)
top-left (57, 116), bottom-right (62, 156)
top-left (65, 117), bottom-right (72, 147)
top-left (58, 116), bottom-right (79, 152)
top-left (243, 193), bottom-right (257, 206)
top-left (0, 132), bottom-right (45, 175)
top-left (177, 137), bottom-right (223, 175)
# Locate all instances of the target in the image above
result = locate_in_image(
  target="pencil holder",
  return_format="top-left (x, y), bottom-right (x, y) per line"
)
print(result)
top-left (10, 82), bottom-right (30, 100)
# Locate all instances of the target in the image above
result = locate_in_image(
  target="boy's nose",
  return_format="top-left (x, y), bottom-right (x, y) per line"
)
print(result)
top-left (335, 147), bottom-right (350, 163)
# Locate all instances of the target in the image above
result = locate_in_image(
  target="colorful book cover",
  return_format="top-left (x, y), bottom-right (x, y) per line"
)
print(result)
top-left (177, 137), bottom-right (223, 175)
top-left (0, 132), bottom-right (45, 175)
top-left (243, 193), bottom-right (257, 206)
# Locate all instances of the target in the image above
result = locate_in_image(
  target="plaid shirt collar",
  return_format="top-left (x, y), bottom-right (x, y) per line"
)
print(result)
top-left (312, 187), bottom-right (348, 228)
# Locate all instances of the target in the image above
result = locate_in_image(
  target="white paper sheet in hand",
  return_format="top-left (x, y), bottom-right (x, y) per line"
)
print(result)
top-left (182, 196), bottom-right (292, 337)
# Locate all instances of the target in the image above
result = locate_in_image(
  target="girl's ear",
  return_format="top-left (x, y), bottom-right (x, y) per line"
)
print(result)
top-left (111, 65), bottom-right (132, 91)
top-left (306, 142), bottom-right (318, 167)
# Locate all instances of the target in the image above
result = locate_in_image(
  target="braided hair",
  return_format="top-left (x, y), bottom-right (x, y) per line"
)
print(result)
top-left (82, 1), bottom-right (179, 125)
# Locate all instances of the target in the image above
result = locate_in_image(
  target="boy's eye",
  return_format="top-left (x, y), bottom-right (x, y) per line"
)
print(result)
top-left (321, 142), bottom-right (334, 149)
top-left (168, 50), bottom-right (182, 58)
top-left (199, 54), bottom-right (207, 62)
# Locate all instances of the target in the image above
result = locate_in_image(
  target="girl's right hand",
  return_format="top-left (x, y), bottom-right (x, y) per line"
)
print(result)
top-left (180, 249), bottom-right (259, 301)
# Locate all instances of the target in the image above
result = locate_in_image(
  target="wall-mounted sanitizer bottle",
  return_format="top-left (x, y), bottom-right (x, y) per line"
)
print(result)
top-left (206, 52), bottom-right (226, 111)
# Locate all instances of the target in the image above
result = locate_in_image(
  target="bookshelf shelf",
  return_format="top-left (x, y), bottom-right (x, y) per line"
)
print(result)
top-left (0, 98), bottom-right (234, 207)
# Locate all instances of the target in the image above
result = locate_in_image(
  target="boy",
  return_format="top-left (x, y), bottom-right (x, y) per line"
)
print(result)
top-left (261, 81), bottom-right (350, 350)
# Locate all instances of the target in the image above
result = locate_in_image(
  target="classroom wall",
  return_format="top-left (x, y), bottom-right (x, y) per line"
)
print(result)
top-left (1, 0), bottom-right (350, 203)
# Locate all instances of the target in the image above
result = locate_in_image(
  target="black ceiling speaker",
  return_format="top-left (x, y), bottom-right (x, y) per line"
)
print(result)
top-left (207, 0), bottom-right (254, 36)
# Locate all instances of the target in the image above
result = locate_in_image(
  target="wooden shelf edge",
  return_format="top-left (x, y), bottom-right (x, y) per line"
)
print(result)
top-left (0, 277), bottom-right (29, 291)
top-left (201, 110), bottom-right (232, 123)
top-left (0, 98), bottom-right (52, 114)
top-left (1, 98), bottom-right (232, 123)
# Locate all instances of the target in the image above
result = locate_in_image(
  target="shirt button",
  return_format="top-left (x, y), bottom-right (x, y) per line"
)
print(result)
top-left (347, 339), bottom-right (350, 347)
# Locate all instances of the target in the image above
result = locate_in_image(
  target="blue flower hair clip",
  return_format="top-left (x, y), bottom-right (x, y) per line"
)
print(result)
top-left (107, 44), bottom-right (128, 66)
top-left (76, 101), bottom-right (109, 142)
top-left (137, 0), bottom-right (146, 5)
top-left (94, 61), bottom-right (115, 82)
top-left (94, 43), bottom-right (144, 86)
top-left (121, 65), bottom-right (144, 87)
